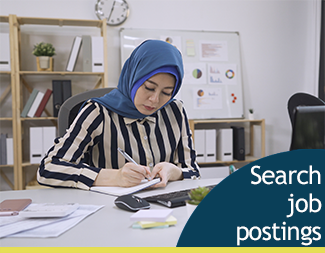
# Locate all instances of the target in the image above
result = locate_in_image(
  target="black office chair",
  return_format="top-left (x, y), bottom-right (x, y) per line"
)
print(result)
top-left (287, 92), bottom-right (325, 127)
top-left (289, 105), bottom-right (325, 150)
top-left (58, 88), bottom-right (115, 137)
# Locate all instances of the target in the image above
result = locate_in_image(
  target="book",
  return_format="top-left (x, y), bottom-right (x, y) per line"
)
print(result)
top-left (91, 36), bottom-right (104, 72)
top-left (29, 126), bottom-right (56, 164)
top-left (0, 33), bottom-right (11, 71)
top-left (34, 89), bottom-right (52, 117)
top-left (52, 80), bottom-right (71, 117)
top-left (0, 133), bottom-right (7, 165)
top-left (27, 91), bottom-right (44, 117)
top-left (6, 137), bottom-right (13, 165)
top-left (30, 127), bottom-right (43, 164)
top-left (52, 80), bottom-right (63, 117)
top-left (62, 80), bottom-right (72, 102)
top-left (130, 209), bottom-right (173, 223)
top-left (42, 126), bottom-right (56, 157)
top-left (133, 215), bottom-right (177, 229)
top-left (90, 178), bottom-right (160, 197)
top-left (82, 35), bottom-right (92, 72)
top-left (194, 129), bottom-right (205, 163)
top-left (205, 129), bottom-right (216, 162)
top-left (21, 89), bottom-right (39, 117)
top-left (66, 36), bottom-right (82, 72)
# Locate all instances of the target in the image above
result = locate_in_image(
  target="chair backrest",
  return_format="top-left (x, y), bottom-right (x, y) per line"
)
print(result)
top-left (289, 105), bottom-right (325, 150)
top-left (58, 88), bottom-right (115, 137)
top-left (287, 92), bottom-right (325, 126)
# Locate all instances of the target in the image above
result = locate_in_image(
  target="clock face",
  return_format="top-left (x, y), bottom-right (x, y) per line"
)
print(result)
top-left (95, 0), bottom-right (129, 26)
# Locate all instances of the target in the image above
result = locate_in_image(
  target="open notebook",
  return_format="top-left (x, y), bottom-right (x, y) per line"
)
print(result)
top-left (90, 178), bottom-right (160, 196)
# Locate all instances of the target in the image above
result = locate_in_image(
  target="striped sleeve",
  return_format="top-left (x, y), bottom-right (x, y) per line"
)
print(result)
top-left (170, 100), bottom-right (201, 179)
top-left (37, 102), bottom-right (104, 190)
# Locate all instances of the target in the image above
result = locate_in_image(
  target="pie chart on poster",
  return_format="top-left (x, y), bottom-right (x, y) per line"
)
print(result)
top-left (192, 69), bottom-right (202, 79)
top-left (197, 89), bottom-right (204, 97)
top-left (225, 69), bottom-right (235, 79)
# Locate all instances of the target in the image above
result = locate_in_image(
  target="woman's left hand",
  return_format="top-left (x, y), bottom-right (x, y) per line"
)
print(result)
top-left (150, 162), bottom-right (183, 188)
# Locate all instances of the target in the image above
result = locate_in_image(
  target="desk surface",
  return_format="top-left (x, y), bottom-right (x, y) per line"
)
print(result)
top-left (0, 178), bottom-right (221, 247)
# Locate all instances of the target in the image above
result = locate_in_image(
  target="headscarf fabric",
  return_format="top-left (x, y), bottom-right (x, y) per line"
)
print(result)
top-left (91, 40), bottom-right (184, 119)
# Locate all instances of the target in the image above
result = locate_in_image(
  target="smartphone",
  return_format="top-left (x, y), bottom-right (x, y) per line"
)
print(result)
top-left (0, 199), bottom-right (32, 216)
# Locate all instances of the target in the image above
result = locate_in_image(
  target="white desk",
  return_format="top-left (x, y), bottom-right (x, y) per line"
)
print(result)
top-left (0, 178), bottom-right (221, 247)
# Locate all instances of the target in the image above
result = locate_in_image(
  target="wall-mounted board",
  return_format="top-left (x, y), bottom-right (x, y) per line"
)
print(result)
top-left (120, 28), bottom-right (244, 119)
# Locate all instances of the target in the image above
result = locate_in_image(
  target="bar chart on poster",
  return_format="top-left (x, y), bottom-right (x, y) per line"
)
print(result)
top-left (120, 28), bottom-right (244, 119)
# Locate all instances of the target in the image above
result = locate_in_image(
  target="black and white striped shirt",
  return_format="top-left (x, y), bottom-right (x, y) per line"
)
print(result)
top-left (37, 99), bottom-right (200, 190)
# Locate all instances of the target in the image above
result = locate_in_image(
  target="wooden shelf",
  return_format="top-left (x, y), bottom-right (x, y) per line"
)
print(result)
top-left (17, 17), bottom-right (104, 28)
top-left (20, 117), bottom-right (57, 121)
top-left (189, 118), bottom-right (264, 126)
top-left (189, 118), bottom-right (265, 166)
top-left (20, 71), bottom-right (105, 75)
top-left (22, 162), bottom-right (40, 167)
top-left (0, 71), bottom-right (11, 74)
top-left (0, 164), bottom-right (14, 168)
top-left (198, 156), bottom-right (259, 165)
top-left (0, 16), bottom-right (9, 23)
top-left (1, 14), bottom-right (108, 190)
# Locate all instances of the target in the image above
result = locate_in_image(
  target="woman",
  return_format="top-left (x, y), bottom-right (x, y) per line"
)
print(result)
top-left (37, 40), bottom-right (200, 190)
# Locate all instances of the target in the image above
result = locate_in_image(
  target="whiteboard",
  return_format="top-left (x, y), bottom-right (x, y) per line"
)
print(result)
top-left (120, 28), bottom-right (244, 119)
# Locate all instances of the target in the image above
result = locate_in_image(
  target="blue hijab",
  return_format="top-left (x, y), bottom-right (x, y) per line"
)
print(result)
top-left (91, 40), bottom-right (184, 119)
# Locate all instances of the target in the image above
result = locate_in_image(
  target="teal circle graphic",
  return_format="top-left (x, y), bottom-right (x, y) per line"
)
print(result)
top-left (177, 150), bottom-right (325, 247)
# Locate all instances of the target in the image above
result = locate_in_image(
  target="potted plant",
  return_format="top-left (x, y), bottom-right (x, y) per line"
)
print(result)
top-left (32, 42), bottom-right (55, 71)
top-left (186, 186), bottom-right (211, 218)
top-left (248, 108), bottom-right (254, 120)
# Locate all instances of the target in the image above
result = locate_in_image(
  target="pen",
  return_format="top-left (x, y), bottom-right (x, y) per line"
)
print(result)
top-left (0, 211), bottom-right (19, 216)
top-left (117, 147), bottom-right (151, 180)
top-left (117, 147), bottom-right (139, 165)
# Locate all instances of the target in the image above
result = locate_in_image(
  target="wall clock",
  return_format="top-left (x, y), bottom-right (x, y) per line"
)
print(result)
top-left (95, 0), bottom-right (129, 26)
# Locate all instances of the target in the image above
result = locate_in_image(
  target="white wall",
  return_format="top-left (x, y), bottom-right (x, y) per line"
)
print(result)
top-left (0, 0), bottom-right (321, 188)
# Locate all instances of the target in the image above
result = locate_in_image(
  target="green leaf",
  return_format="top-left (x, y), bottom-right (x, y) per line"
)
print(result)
top-left (188, 186), bottom-right (211, 204)
top-left (32, 42), bottom-right (56, 57)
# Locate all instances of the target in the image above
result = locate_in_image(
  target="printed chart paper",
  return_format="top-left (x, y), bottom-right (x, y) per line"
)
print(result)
top-left (193, 87), bottom-right (222, 110)
top-left (208, 63), bottom-right (238, 85)
top-left (183, 63), bottom-right (207, 85)
top-left (199, 40), bottom-right (228, 61)
top-left (160, 35), bottom-right (182, 54)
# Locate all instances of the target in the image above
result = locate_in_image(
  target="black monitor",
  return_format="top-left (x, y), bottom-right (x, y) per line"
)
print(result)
top-left (290, 105), bottom-right (325, 150)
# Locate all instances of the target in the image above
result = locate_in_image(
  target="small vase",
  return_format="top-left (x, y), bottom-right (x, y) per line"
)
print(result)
top-left (36, 56), bottom-right (53, 71)
top-left (248, 113), bottom-right (254, 120)
top-left (186, 202), bottom-right (197, 218)
top-left (38, 56), bottom-right (50, 68)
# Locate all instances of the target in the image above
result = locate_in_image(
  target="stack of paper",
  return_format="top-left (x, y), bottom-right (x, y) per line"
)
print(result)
top-left (0, 204), bottom-right (103, 238)
top-left (130, 209), bottom-right (177, 229)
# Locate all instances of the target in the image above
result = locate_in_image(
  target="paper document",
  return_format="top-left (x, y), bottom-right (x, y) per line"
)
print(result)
top-left (130, 209), bottom-right (173, 222)
top-left (90, 178), bottom-right (160, 196)
top-left (20, 203), bottom-right (79, 218)
top-left (0, 204), bottom-right (103, 238)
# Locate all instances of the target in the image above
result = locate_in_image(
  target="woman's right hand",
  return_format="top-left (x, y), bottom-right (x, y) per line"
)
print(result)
top-left (117, 162), bottom-right (151, 187)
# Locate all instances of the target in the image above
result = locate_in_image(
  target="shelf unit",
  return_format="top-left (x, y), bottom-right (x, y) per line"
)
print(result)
top-left (0, 15), bottom-right (18, 190)
top-left (188, 118), bottom-right (265, 165)
top-left (0, 14), bottom-right (108, 190)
